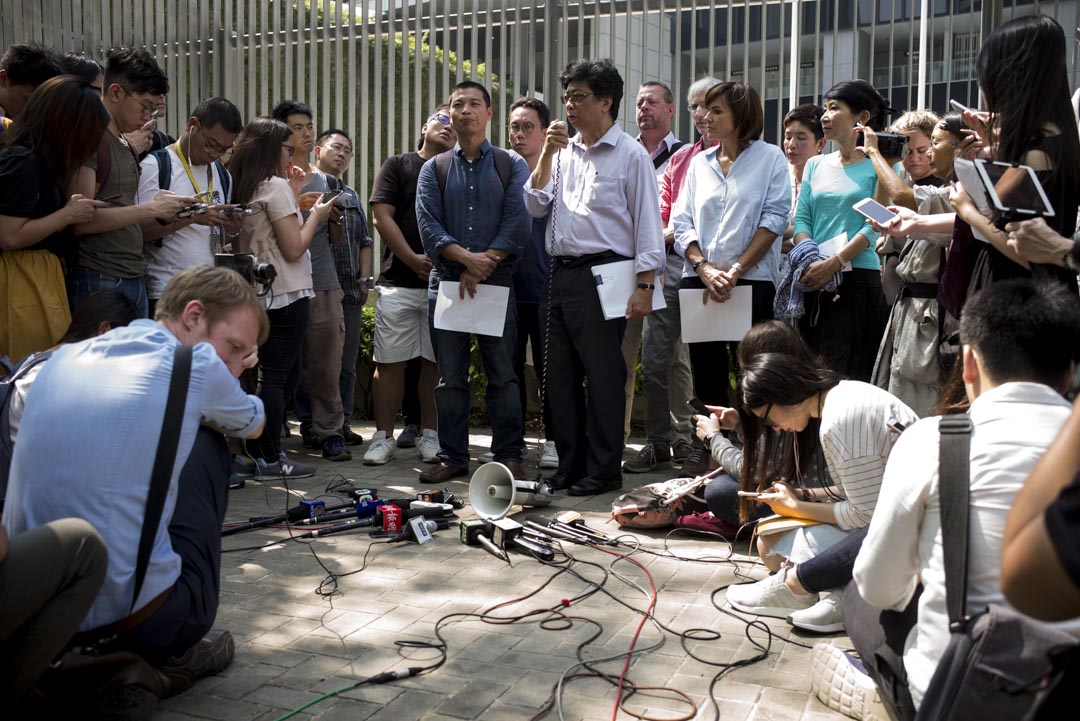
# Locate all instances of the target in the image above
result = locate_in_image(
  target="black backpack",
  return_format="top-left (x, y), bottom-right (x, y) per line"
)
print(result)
top-left (0, 351), bottom-right (54, 507)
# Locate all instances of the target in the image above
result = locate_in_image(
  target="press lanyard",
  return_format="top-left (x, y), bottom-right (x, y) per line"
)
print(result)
top-left (174, 138), bottom-right (213, 198)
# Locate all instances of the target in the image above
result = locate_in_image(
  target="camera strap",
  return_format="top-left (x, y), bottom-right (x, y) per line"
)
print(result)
top-left (131, 343), bottom-right (192, 614)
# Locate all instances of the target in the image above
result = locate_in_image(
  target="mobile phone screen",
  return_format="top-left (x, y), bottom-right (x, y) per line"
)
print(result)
top-left (852, 198), bottom-right (897, 225)
top-left (321, 189), bottom-right (343, 203)
top-left (687, 397), bottom-right (710, 416)
top-left (949, 98), bottom-right (973, 114)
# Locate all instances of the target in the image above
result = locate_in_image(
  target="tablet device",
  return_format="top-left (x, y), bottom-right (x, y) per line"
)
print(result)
top-left (852, 197), bottom-right (897, 225)
top-left (974, 160), bottom-right (1055, 227)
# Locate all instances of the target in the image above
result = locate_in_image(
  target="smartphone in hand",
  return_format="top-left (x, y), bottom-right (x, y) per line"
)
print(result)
top-left (687, 397), bottom-right (710, 416)
top-left (320, 189), bottom-right (343, 203)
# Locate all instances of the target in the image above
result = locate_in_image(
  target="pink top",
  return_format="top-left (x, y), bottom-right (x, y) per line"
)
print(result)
top-left (659, 136), bottom-right (717, 234)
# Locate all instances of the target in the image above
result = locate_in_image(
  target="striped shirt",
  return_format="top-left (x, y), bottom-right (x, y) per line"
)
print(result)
top-left (819, 380), bottom-right (919, 529)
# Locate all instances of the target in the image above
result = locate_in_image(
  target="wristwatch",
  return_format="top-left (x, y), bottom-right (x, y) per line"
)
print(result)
top-left (691, 258), bottom-right (708, 272)
top-left (636, 282), bottom-right (655, 291)
top-left (703, 431), bottom-right (718, 448)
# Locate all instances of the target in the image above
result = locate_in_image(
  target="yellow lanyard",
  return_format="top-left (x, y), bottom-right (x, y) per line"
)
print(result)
top-left (174, 137), bottom-right (213, 198)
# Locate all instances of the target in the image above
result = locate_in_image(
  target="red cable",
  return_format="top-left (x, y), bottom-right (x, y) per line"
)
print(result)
top-left (591, 544), bottom-right (658, 721)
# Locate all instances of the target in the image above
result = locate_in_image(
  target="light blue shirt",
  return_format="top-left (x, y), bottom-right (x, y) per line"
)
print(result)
top-left (524, 123), bottom-right (664, 275)
top-left (671, 140), bottom-right (792, 283)
top-left (793, 153), bottom-right (882, 270)
top-left (2, 320), bottom-right (264, 630)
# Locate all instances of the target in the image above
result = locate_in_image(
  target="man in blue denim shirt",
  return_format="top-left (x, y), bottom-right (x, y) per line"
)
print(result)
top-left (415, 80), bottom-right (530, 484)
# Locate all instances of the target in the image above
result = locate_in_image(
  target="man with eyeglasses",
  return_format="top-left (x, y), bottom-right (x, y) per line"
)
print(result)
top-left (69, 48), bottom-right (196, 318)
top-left (524, 58), bottom-right (664, 496)
top-left (139, 97), bottom-right (244, 317)
top-left (364, 106), bottom-right (456, 467)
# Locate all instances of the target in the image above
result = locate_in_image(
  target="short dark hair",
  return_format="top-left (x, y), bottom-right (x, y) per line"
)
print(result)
top-left (959, 279), bottom-right (1080, 388)
top-left (639, 81), bottom-right (674, 105)
top-left (317, 128), bottom-right (352, 146)
top-left (104, 47), bottom-right (168, 96)
top-left (508, 97), bottom-right (550, 128)
top-left (449, 81), bottom-right (491, 107)
top-left (784, 103), bottom-right (824, 140)
top-left (417, 104), bottom-right (450, 150)
top-left (0, 43), bottom-right (62, 86)
top-left (937, 112), bottom-right (966, 144)
top-left (560, 58), bottom-right (623, 121)
top-left (59, 52), bottom-right (103, 85)
top-left (58, 289), bottom-right (139, 344)
top-left (705, 81), bottom-right (764, 144)
top-left (271, 99), bottom-right (313, 123)
top-left (823, 79), bottom-right (891, 131)
top-left (192, 97), bottom-right (243, 133)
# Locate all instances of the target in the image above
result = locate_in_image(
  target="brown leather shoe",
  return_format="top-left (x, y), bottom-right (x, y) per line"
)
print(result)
top-left (502, 460), bottom-right (528, 480)
top-left (418, 462), bottom-right (469, 484)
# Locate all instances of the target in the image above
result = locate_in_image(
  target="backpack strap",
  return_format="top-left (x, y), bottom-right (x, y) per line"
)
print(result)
top-left (492, 146), bottom-right (511, 190)
top-left (435, 149), bottom-right (453, 199)
top-left (131, 344), bottom-right (192, 613)
top-left (215, 160), bottom-right (232, 202)
top-left (436, 147), bottom-right (513, 201)
top-left (937, 413), bottom-right (973, 629)
top-left (151, 147), bottom-right (172, 192)
top-left (652, 140), bottom-right (686, 170)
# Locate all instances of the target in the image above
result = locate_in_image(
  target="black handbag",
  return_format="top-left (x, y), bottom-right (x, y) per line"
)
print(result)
top-left (914, 414), bottom-right (1078, 721)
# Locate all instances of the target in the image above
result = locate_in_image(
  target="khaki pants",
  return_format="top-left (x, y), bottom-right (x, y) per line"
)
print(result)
top-left (304, 289), bottom-right (346, 441)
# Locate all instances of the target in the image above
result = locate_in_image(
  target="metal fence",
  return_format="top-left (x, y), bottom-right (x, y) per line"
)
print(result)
top-left (3, 0), bottom-right (1077, 239)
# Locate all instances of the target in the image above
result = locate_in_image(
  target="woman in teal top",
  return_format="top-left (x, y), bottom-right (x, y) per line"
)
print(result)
top-left (791, 80), bottom-right (891, 381)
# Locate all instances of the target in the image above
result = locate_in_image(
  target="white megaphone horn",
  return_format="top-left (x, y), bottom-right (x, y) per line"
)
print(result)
top-left (469, 463), bottom-right (554, 520)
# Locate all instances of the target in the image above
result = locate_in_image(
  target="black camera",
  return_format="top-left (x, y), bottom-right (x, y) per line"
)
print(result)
top-left (214, 253), bottom-right (276, 287)
top-left (856, 131), bottom-right (908, 158)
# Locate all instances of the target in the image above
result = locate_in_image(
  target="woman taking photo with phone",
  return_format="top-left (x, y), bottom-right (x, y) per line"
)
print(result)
top-left (228, 117), bottom-right (334, 479)
top-left (949, 14), bottom-right (1080, 295)
top-left (670, 81), bottom-right (791, 407)
top-left (790, 80), bottom-right (892, 382)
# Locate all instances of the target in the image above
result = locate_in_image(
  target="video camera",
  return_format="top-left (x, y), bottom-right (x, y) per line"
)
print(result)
top-left (214, 253), bottom-right (276, 288)
top-left (856, 131), bottom-right (908, 158)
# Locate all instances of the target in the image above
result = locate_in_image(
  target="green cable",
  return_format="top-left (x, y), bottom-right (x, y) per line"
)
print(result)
top-left (271, 680), bottom-right (365, 721)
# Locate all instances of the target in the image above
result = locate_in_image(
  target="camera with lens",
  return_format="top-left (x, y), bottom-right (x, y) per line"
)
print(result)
top-left (856, 131), bottom-right (908, 158)
top-left (214, 253), bottom-right (276, 287)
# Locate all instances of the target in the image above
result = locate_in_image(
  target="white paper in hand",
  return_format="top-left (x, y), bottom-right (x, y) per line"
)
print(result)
top-left (590, 259), bottom-right (666, 321)
top-left (678, 285), bottom-right (752, 342)
top-left (433, 281), bottom-right (509, 337)
top-left (817, 232), bottom-right (853, 271)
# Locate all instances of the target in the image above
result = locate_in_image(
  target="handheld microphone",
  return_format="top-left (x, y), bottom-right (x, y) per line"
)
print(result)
top-left (294, 516), bottom-right (377, 539)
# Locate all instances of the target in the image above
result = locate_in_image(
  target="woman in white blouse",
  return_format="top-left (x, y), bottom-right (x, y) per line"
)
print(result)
top-left (671, 82), bottom-right (791, 407)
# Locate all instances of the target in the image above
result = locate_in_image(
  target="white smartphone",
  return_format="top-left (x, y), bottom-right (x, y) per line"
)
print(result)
top-left (949, 98), bottom-right (974, 114)
top-left (852, 197), bottom-right (897, 225)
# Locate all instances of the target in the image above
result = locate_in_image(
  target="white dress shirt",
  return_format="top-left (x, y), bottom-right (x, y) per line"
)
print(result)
top-left (524, 123), bottom-right (664, 275)
top-left (853, 382), bottom-right (1080, 708)
top-left (670, 140), bottom-right (791, 282)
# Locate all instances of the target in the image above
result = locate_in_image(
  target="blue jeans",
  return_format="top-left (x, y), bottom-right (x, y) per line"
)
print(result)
top-left (67, 267), bottom-right (149, 319)
top-left (428, 275), bottom-right (523, 468)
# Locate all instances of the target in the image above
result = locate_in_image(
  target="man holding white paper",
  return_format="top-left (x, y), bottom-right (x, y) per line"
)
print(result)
top-left (524, 58), bottom-right (664, 496)
top-left (415, 81), bottom-right (531, 485)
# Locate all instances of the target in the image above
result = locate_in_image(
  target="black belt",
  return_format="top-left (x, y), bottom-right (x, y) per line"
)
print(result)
top-left (897, 282), bottom-right (939, 300)
top-left (552, 250), bottom-right (621, 269)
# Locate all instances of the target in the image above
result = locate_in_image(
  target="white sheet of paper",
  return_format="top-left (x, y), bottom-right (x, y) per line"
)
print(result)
top-left (591, 259), bottom-right (666, 321)
top-left (432, 281), bottom-right (510, 337)
top-left (678, 285), bottom-right (753, 343)
top-left (817, 232), bottom-right (853, 271)
top-left (952, 159), bottom-right (993, 242)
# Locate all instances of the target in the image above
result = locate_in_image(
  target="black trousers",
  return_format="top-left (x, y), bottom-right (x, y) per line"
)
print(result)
top-left (514, 302), bottom-right (553, 436)
top-left (679, 277), bottom-right (775, 406)
top-left (799, 269), bottom-right (889, 383)
top-left (114, 427), bottom-right (231, 660)
top-left (542, 261), bottom-right (627, 482)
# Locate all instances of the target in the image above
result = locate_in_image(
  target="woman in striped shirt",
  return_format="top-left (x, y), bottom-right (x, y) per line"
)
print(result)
top-left (726, 351), bottom-right (918, 633)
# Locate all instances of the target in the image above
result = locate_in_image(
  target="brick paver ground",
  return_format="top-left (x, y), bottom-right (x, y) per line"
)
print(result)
top-left (159, 425), bottom-right (852, 721)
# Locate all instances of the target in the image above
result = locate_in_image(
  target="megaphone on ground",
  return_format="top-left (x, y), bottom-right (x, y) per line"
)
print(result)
top-left (469, 462), bottom-right (553, 520)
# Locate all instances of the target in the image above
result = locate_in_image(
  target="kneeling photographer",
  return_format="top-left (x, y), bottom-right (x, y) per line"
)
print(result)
top-left (227, 116), bottom-right (336, 481)
top-left (2, 266), bottom-right (267, 717)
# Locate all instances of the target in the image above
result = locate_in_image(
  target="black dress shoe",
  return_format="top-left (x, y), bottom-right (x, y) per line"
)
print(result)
top-left (545, 471), bottom-right (579, 492)
top-left (567, 476), bottom-right (622, 496)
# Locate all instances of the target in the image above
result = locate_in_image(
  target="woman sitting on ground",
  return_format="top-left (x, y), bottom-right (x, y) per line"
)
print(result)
top-left (725, 352), bottom-right (918, 633)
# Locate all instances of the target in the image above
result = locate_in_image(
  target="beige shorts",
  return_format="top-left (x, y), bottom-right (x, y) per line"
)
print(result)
top-left (373, 285), bottom-right (435, 364)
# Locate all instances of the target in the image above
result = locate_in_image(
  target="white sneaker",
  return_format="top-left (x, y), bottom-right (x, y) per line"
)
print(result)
top-left (539, 440), bottom-right (559, 469)
top-left (789, 592), bottom-right (845, 634)
top-left (417, 428), bottom-right (440, 464)
top-left (809, 643), bottom-right (891, 721)
top-left (726, 568), bottom-right (818, 618)
top-left (479, 451), bottom-right (495, 464)
top-left (363, 431), bottom-right (397, 465)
